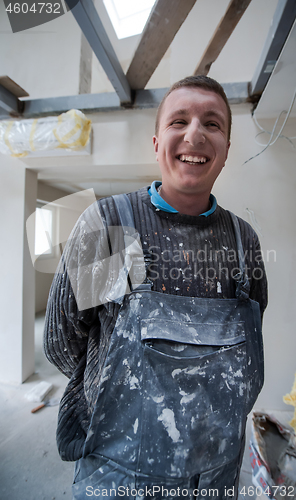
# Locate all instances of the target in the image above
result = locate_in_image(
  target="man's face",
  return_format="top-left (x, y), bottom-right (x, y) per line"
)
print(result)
top-left (153, 87), bottom-right (230, 198)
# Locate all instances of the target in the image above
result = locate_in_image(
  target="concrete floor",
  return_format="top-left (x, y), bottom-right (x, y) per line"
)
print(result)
top-left (0, 313), bottom-right (73, 500)
top-left (0, 313), bottom-right (294, 500)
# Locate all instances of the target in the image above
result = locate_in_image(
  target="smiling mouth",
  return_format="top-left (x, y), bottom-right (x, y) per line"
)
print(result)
top-left (177, 154), bottom-right (209, 165)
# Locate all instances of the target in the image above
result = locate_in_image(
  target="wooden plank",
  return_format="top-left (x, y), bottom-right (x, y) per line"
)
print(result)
top-left (0, 76), bottom-right (29, 98)
top-left (194, 0), bottom-right (253, 76)
top-left (126, 0), bottom-right (197, 90)
top-left (79, 33), bottom-right (93, 95)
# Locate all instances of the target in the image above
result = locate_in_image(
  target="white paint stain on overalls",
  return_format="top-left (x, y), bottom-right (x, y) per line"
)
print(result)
top-left (157, 408), bottom-right (181, 442)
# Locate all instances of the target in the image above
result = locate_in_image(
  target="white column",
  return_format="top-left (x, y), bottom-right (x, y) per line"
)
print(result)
top-left (0, 159), bottom-right (37, 383)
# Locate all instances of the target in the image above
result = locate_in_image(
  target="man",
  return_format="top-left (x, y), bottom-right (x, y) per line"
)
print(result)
top-left (44, 76), bottom-right (267, 499)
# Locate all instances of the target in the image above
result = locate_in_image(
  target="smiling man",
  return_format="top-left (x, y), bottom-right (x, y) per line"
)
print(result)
top-left (153, 82), bottom-right (230, 216)
top-left (45, 76), bottom-right (268, 500)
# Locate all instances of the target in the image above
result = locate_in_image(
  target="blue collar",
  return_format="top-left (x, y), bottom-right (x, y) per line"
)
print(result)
top-left (148, 181), bottom-right (217, 216)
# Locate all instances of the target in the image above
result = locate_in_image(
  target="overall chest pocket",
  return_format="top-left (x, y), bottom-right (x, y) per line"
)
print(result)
top-left (140, 317), bottom-right (246, 359)
top-left (138, 315), bottom-right (248, 477)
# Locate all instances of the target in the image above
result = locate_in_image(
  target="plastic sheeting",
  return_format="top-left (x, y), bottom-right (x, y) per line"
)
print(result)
top-left (284, 374), bottom-right (296, 431)
top-left (250, 412), bottom-right (296, 499)
top-left (0, 109), bottom-right (91, 157)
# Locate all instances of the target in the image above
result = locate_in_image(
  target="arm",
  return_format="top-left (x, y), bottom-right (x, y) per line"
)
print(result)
top-left (44, 201), bottom-right (105, 378)
top-left (237, 216), bottom-right (268, 320)
top-left (44, 264), bottom-right (96, 379)
top-left (249, 232), bottom-right (268, 321)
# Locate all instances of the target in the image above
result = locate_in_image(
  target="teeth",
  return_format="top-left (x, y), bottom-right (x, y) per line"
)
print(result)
top-left (179, 154), bottom-right (207, 163)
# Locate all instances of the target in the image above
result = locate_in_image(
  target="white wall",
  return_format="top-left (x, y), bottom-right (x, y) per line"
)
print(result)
top-left (213, 105), bottom-right (296, 411)
top-left (0, 158), bottom-right (37, 383)
top-left (0, 1), bottom-right (81, 98)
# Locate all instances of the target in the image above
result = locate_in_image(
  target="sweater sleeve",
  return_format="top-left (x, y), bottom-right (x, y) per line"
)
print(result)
top-left (237, 216), bottom-right (268, 319)
top-left (44, 266), bottom-right (96, 379)
top-left (44, 201), bottom-right (106, 378)
top-left (249, 231), bottom-right (268, 320)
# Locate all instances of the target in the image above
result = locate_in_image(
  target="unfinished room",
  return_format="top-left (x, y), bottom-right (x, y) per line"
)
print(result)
top-left (1, 0), bottom-right (296, 499)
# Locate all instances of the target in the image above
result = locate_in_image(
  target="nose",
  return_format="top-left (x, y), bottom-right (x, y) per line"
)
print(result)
top-left (184, 119), bottom-right (205, 146)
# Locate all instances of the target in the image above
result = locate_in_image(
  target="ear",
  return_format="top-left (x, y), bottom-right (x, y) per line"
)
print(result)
top-left (153, 135), bottom-right (159, 160)
top-left (224, 141), bottom-right (231, 164)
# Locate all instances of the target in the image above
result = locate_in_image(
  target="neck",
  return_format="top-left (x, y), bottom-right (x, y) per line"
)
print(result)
top-left (160, 185), bottom-right (211, 216)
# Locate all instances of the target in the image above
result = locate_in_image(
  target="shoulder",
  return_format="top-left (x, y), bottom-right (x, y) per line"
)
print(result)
top-left (216, 205), bottom-right (261, 247)
top-left (70, 187), bottom-right (153, 241)
top-left (72, 188), bottom-right (145, 230)
top-left (95, 187), bottom-right (150, 221)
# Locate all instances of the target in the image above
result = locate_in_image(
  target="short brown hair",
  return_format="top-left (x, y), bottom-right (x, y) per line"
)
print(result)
top-left (155, 75), bottom-right (232, 141)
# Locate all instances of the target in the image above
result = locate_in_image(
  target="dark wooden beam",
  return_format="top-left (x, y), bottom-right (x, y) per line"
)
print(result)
top-left (0, 76), bottom-right (29, 98)
top-left (126, 0), bottom-right (197, 90)
top-left (194, 0), bottom-right (253, 76)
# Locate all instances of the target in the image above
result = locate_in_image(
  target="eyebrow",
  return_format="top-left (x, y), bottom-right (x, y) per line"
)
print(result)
top-left (203, 110), bottom-right (226, 125)
top-left (167, 109), bottom-right (188, 120)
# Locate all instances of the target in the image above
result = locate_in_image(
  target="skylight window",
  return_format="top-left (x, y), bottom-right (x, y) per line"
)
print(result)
top-left (103, 0), bottom-right (156, 39)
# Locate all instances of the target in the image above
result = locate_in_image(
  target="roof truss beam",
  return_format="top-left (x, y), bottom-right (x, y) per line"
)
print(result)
top-left (18, 82), bottom-right (249, 119)
top-left (250, 0), bottom-right (296, 97)
top-left (194, 0), bottom-right (253, 76)
top-left (126, 0), bottom-right (197, 90)
top-left (66, 0), bottom-right (132, 103)
top-left (0, 76), bottom-right (28, 116)
top-left (0, 84), bottom-right (22, 115)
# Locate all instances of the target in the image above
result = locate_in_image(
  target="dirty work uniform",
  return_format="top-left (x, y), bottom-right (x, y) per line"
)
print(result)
top-left (72, 194), bottom-right (264, 500)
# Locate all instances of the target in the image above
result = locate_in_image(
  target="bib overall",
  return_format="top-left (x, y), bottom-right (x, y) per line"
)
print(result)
top-left (72, 195), bottom-right (264, 500)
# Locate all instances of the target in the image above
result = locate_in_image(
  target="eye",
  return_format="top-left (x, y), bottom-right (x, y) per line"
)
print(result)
top-left (171, 119), bottom-right (186, 126)
top-left (206, 122), bottom-right (220, 129)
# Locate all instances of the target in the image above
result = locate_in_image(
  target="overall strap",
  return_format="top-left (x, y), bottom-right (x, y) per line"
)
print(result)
top-left (112, 194), bottom-right (151, 293)
top-left (228, 211), bottom-right (250, 300)
top-left (112, 193), bottom-right (135, 232)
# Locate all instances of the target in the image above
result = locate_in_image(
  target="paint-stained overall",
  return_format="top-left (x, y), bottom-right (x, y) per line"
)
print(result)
top-left (72, 195), bottom-right (264, 500)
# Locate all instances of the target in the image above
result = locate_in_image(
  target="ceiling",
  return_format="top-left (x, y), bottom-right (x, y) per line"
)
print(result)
top-left (0, 0), bottom-right (296, 197)
top-left (254, 17), bottom-right (296, 120)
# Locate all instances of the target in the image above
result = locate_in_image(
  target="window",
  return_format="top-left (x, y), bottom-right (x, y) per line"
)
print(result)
top-left (103, 0), bottom-right (156, 39)
top-left (34, 203), bottom-right (55, 257)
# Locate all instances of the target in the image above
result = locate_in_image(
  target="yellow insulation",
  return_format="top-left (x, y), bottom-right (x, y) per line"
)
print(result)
top-left (0, 109), bottom-right (92, 156)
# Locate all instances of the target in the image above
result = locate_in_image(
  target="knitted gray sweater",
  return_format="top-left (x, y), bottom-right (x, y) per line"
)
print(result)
top-left (44, 186), bottom-right (268, 461)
